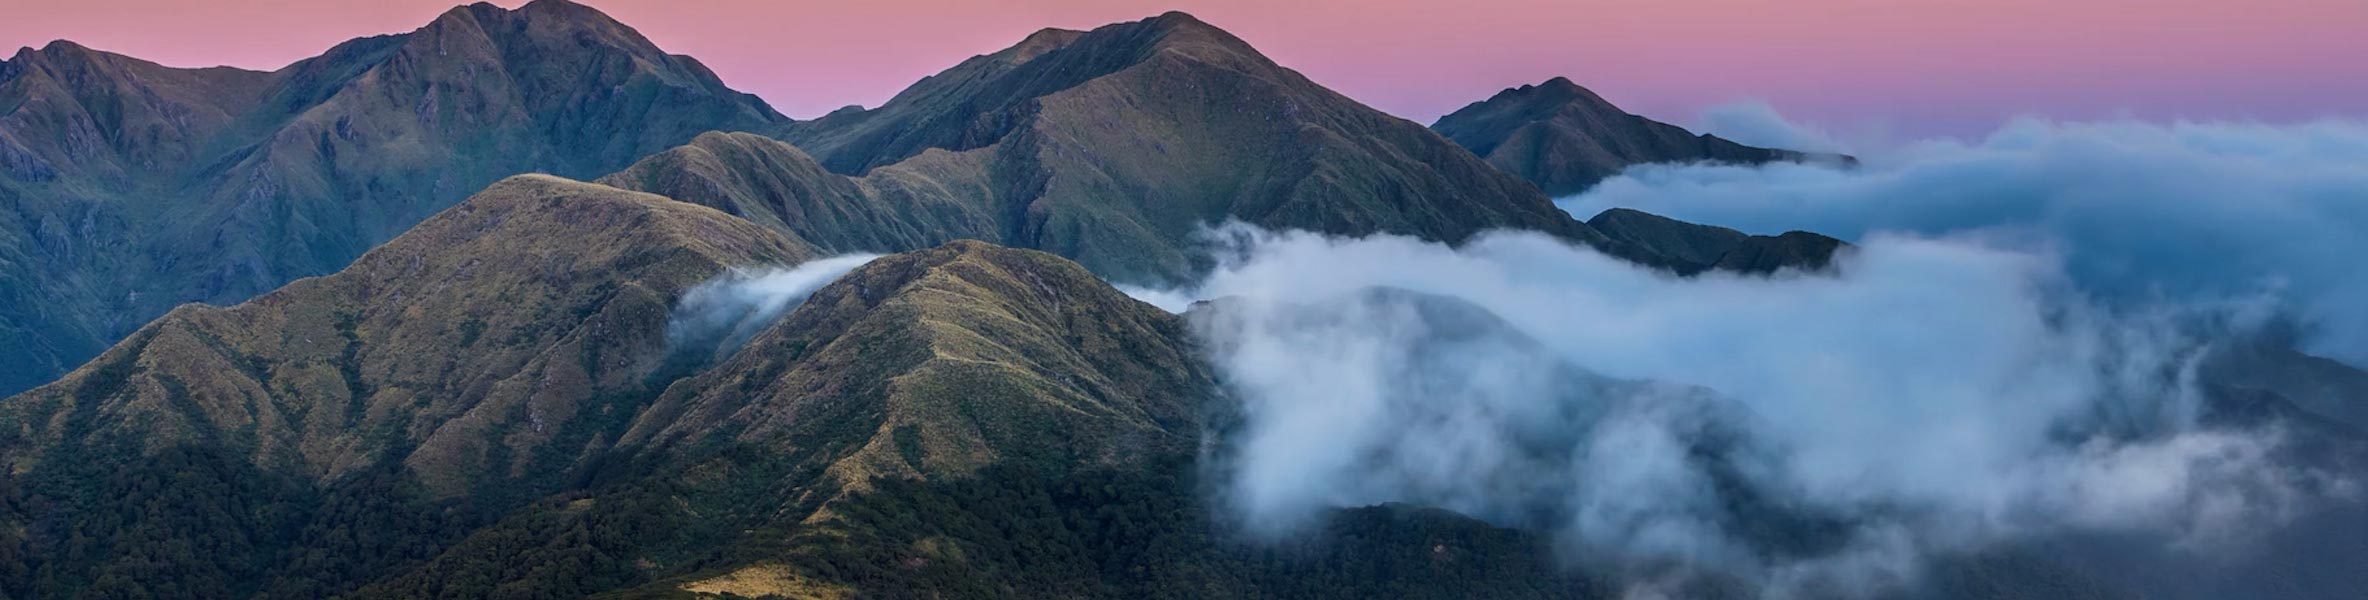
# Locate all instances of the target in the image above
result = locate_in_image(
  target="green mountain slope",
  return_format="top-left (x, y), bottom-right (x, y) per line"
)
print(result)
top-left (6, 213), bottom-right (2359, 598)
top-left (0, 0), bottom-right (784, 397)
top-left (1, 192), bottom-right (1605, 598)
top-left (0, 175), bottom-right (805, 598)
top-left (345, 240), bottom-right (1602, 600)
top-left (1431, 77), bottom-right (1849, 197)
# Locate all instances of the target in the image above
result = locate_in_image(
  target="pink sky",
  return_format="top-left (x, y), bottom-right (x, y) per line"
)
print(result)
top-left (4, 0), bottom-right (2363, 137)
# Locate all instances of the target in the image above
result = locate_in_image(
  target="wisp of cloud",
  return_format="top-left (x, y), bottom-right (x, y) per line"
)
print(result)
top-left (667, 254), bottom-right (879, 360)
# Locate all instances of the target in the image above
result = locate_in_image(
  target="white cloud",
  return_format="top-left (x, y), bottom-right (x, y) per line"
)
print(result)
top-left (1562, 117), bottom-right (2368, 366)
top-left (1138, 225), bottom-right (2335, 596)
top-left (666, 254), bottom-right (880, 359)
top-left (1695, 101), bottom-right (1852, 154)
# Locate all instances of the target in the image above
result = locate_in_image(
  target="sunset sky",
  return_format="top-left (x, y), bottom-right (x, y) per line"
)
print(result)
top-left (4, 0), bottom-right (2362, 137)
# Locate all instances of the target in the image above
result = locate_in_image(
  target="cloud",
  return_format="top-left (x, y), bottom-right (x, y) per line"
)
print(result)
top-left (666, 254), bottom-right (879, 359)
top-left (1695, 101), bottom-right (1851, 154)
top-left (1143, 225), bottom-right (2340, 596)
top-left (1562, 116), bottom-right (2368, 365)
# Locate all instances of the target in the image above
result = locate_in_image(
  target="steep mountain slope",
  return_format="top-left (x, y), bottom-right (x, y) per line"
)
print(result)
top-left (0, 175), bottom-right (805, 598)
top-left (346, 240), bottom-right (1601, 599)
top-left (2, 209), bottom-right (1600, 599)
top-left (737, 12), bottom-right (1608, 283)
top-left (0, 43), bottom-right (285, 398)
top-left (1586, 207), bottom-right (1845, 275)
top-left (1432, 77), bottom-right (1846, 197)
top-left (8, 213), bottom-right (2359, 599)
top-left (624, 240), bottom-right (1209, 473)
top-left (0, 0), bottom-right (783, 397)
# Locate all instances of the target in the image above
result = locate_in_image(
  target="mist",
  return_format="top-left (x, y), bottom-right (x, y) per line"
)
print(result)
top-left (1570, 114), bottom-right (2368, 366)
top-left (1141, 223), bottom-right (2346, 596)
top-left (666, 254), bottom-right (880, 360)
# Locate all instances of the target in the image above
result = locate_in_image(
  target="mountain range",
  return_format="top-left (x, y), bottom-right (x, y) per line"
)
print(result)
top-left (0, 3), bottom-right (1844, 398)
top-left (0, 178), bottom-right (1602, 598)
top-left (0, 0), bottom-right (781, 396)
top-left (3, 1), bottom-right (2358, 599)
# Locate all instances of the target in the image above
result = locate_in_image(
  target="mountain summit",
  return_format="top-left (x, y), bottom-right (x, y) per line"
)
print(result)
top-left (713, 11), bottom-right (1609, 283)
top-left (1432, 77), bottom-right (1847, 197)
top-left (0, 0), bottom-right (782, 397)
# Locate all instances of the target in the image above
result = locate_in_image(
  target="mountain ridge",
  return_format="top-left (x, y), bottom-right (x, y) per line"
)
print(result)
top-left (640, 11), bottom-right (1621, 284)
top-left (0, 173), bottom-right (809, 598)
top-left (1587, 207), bottom-right (1846, 275)
top-left (1433, 76), bottom-right (1851, 197)
top-left (0, 0), bottom-right (786, 397)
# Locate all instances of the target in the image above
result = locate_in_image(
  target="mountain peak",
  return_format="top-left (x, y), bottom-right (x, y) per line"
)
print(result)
top-left (519, 0), bottom-right (588, 11)
top-left (424, 0), bottom-right (635, 40)
top-left (515, 0), bottom-right (615, 23)
top-left (1005, 27), bottom-right (1086, 62)
top-left (758, 10), bottom-right (1600, 282)
top-left (0, 0), bottom-right (783, 398)
top-left (8, 39), bottom-right (102, 68)
top-left (1434, 77), bottom-right (1828, 196)
top-left (1495, 75), bottom-right (1616, 114)
top-left (426, 2), bottom-right (499, 28)
top-left (37, 39), bottom-right (90, 55)
top-left (1133, 9), bottom-right (1256, 53)
top-left (1146, 10), bottom-right (1212, 28)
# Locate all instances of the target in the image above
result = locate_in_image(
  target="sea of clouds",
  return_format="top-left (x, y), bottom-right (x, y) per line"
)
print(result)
top-left (1155, 227), bottom-right (2330, 596)
top-left (1577, 109), bottom-right (2368, 365)
top-left (1128, 113), bottom-right (2366, 596)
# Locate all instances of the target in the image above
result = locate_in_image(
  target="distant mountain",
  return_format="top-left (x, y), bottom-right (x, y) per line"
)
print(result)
top-left (2206, 340), bottom-right (2368, 433)
top-left (1586, 207), bottom-right (1846, 275)
top-left (733, 12), bottom-right (1609, 283)
top-left (1432, 77), bottom-right (1849, 197)
top-left (0, 0), bottom-right (784, 397)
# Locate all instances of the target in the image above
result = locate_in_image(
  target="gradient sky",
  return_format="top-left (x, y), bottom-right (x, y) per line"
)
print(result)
top-left (3, 0), bottom-right (2362, 137)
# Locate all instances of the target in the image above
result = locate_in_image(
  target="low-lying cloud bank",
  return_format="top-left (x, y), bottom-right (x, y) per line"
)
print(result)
top-left (667, 254), bottom-right (880, 359)
top-left (1568, 115), bottom-right (2368, 366)
top-left (1138, 222), bottom-right (2347, 596)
